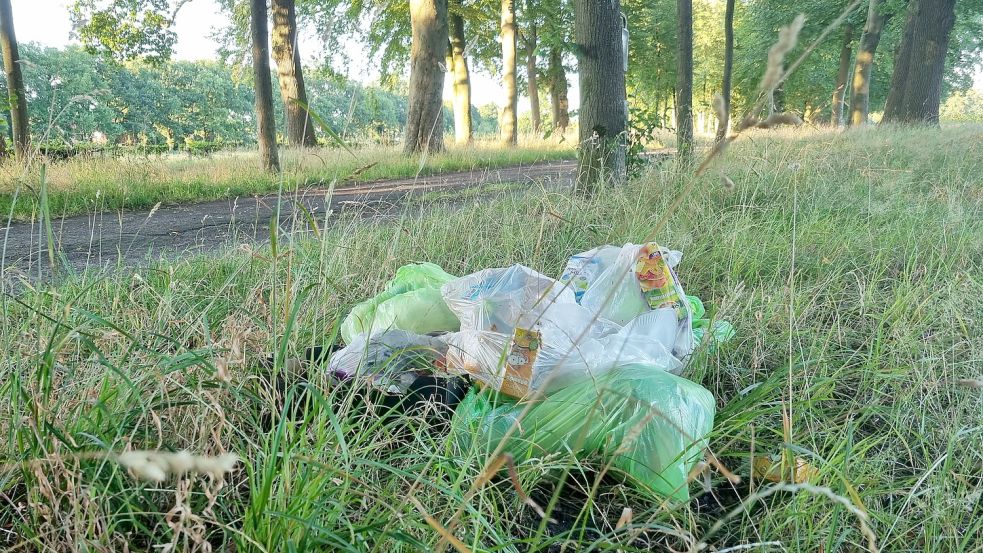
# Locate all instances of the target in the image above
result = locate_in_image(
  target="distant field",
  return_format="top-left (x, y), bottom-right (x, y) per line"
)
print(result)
top-left (1, 125), bottom-right (981, 551)
top-left (0, 138), bottom-right (577, 221)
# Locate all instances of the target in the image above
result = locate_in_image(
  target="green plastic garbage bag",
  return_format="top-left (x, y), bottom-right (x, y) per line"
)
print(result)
top-left (372, 288), bottom-right (460, 338)
top-left (452, 364), bottom-right (715, 501)
top-left (686, 295), bottom-right (736, 351)
top-left (342, 263), bottom-right (458, 343)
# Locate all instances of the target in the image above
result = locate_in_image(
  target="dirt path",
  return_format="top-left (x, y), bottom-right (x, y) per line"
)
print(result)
top-left (1, 160), bottom-right (576, 281)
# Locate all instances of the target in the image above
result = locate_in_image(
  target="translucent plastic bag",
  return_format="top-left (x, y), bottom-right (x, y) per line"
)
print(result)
top-left (452, 363), bottom-right (716, 501)
top-left (598, 309), bottom-right (681, 372)
top-left (441, 264), bottom-right (576, 333)
top-left (559, 245), bottom-right (622, 301)
top-left (328, 330), bottom-right (449, 394)
top-left (341, 262), bottom-right (458, 343)
top-left (441, 266), bottom-right (597, 397)
top-left (442, 263), bottom-right (690, 398)
top-left (443, 302), bottom-right (681, 398)
top-left (572, 243), bottom-right (693, 358)
top-left (443, 303), bottom-right (616, 397)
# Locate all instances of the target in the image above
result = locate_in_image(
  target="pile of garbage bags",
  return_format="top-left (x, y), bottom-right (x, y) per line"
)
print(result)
top-left (327, 242), bottom-right (734, 500)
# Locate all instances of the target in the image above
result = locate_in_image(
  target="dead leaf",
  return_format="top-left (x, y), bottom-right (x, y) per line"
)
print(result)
top-left (753, 455), bottom-right (819, 484)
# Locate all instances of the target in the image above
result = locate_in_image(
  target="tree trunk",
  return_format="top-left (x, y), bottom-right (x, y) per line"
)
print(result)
top-left (675, 0), bottom-right (693, 158)
top-left (271, 0), bottom-right (317, 147)
top-left (404, 0), bottom-right (448, 155)
top-left (882, 0), bottom-right (957, 124)
top-left (500, 0), bottom-right (518, 145)
top-left (574, 0), bottom-right (627, 193)
top-left (251, 0), bottom-right (280, 171)
top-left (882, 0), bottom-right (917, 121)
top-left (0, 0), bottom-right (29, 159)
top-left (849, 0), bottom-right (890, 126)
top-left (548, 48), bottom-right (569, 134)
top-left (448, 9), bottom-right (472, 144)
top-left (526, 23), bottom-right (541, 134)
top-left (714, 0), bottom-right (735, 143)
top-left (831, 24), bottom-right (853, 126)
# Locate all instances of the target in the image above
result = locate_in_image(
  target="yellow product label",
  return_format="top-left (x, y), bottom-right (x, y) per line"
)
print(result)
top-left (501, 327), bottom-right (540, 398)
top-left (635, 242), bottom-right (683, 314)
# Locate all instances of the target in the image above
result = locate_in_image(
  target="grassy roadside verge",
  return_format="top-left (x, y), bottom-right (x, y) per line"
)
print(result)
top-left (0, 140), bottom-right (576, 222)
top-left (1, 125), bottom-right (981, 551)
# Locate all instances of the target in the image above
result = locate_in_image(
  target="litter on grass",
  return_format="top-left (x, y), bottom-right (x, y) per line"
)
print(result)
top-left (331, 242), bottom-right (734, 500)
top-left (340, 262), bottom-right (459, 343)
top-left (451, 364), bottom-right (716, 502)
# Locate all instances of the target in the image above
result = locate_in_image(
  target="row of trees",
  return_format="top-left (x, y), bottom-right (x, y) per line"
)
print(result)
top-left (394, 0), bottom-right (979, 188)
top-left (2, 0), bottom-right (981, 188)
top-left (0, 43), bottom-right (500, 153)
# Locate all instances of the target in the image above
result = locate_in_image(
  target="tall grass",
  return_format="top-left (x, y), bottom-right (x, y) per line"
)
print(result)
top-left (1, 125), bottom-right (981, 551)
top-left (0, 138), bottom-right (575, 222)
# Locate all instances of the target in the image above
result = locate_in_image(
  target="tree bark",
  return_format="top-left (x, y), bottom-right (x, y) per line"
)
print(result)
top-left (251, 0), bottom-right (280, 171)
top-left (882, 0), bottom-right (917, 120)
top-left (831, 24), bottom-right (854, 126)
top-left (500, 0), bottom-right (518, 145)
top-left (714, 0), bottom-right (735, 143)
top-left (271, 0), bottom-right (317, 147)
top-left (574, 0), bottom-right (627, 193)
top-left (0, 0), bottom-right (29, 159)
top-left (849, 0), bottom-right (890, 126)
top-left (525, 23), bottom-right (541, 134)
top-left (448, 8), bottom-right (472, 144)
top-left (548, 47), bottom-right (569, 134)
top-left (675, 0), bottom-right (694, 158)
top-left (404, 0), bottom-right (448, 155)
top-left (882, 0), bottom-right (957, 124)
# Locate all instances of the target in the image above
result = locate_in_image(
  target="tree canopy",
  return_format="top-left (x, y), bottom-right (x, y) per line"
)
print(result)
top-left (4, 42), bottom-right (497, 149)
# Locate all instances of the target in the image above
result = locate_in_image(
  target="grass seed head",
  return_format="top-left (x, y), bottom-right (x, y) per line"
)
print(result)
top-left (761, 14), bottom-right (805, 93)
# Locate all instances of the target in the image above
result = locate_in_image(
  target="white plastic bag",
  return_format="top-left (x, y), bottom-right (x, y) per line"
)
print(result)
top-left (328, 330), bottom-right (448, 394)
top-left (571, 243), bottom-right (693, 358)
top-left (441, 264), bottom-right (577, 333)
top-left (598, 309), bottom-right (682, 373)
top-left (441, 261), bottom-right (689, 398)
top-left (443, 298), bottom-right (681, 398)
top-left (559, 245), bottom-right (622, 301)
top-left (579, 245), bottom-right (651, 326)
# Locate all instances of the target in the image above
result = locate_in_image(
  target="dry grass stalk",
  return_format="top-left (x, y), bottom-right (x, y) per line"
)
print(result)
top-left (761, 15), bottom-right (805, 93)
top-left (756, 112), bottom-right (804, 129)
top-left (711, 94), bottom-right (728, 131)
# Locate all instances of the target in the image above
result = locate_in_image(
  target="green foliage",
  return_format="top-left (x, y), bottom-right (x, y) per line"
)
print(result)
top-left (17, 43), bottom-right (255, 147)
top-left (944, 0), bottom-right (983, 93)
top-left (623, 0), bottom-right (679, 128)
top-left (183, 138), bottom-right (225, 157)
top-left (13, 43), bottom-right (499, 150)
top-left (940, 89), bottom-right (983, 122)
top-left (70, 0), bottom-right (181, 64)
top-left (623, 0), bottom-right (981, 131)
